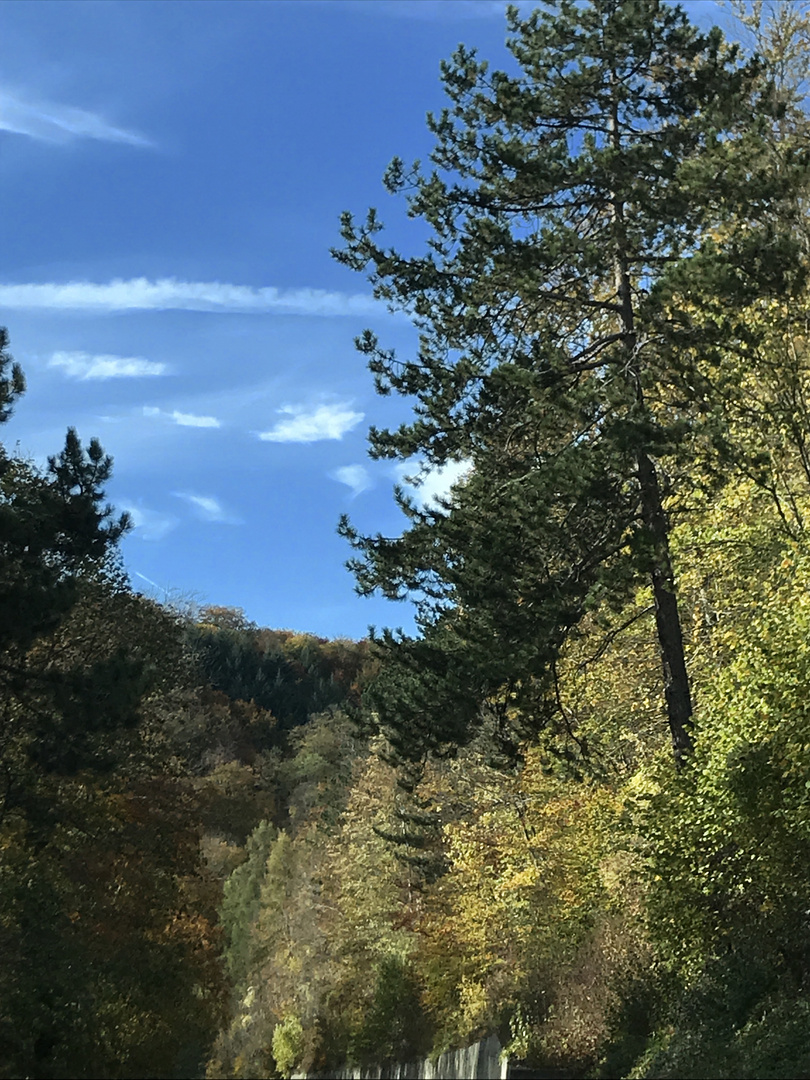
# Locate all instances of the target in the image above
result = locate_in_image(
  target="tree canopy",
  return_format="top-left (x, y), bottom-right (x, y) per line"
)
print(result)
top-left (335, 0), bottom-right (809, 764)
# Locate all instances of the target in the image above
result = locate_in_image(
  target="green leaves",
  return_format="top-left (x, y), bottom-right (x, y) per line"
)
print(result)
top-left (0, 327), bottom-right (25, 424)
top-left (333, 0), bottom-right (810, 764)
top-left (0, 330), bottom-right (229, 1077)
top-left (220, 820), bottom-right (278, 987)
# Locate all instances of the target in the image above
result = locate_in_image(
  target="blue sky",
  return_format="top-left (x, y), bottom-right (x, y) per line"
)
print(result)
top-left (0, 0), bottom-right (726, 639)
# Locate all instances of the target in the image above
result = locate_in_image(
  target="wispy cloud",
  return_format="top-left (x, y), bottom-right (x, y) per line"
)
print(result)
top-left (143, 406), bottom-right (221, 428)
top-left (0, 89), bottom-right (152, 147)
top-left (395, 458), bottom-right (473, 510)
top-left (122, 503), bottom-right (179, 541)
top-left (258, 402), bottom-right (364, 443)
top-left (332, 464), bottom-right (372, 497)
top-left (48, 350), bottom-right (167, 380)
top-left (173, 492), bottom-right (241, 524)
top-left (0, 278), bottom-right (382, 317)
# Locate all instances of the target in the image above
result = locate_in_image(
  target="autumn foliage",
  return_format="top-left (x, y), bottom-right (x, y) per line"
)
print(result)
top-left (9, 3), bottom-right (810, 1079)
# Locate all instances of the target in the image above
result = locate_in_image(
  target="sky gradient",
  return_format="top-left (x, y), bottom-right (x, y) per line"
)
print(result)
top-left (0, 0), bottom-right (726, 639)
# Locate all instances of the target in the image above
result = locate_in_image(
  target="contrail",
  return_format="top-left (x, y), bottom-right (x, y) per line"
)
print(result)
top-left (133, 570), bottom-right (164, 593)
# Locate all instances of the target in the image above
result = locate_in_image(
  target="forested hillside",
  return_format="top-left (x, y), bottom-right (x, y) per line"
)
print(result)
top-left (6, 1), bottom-right (810, 1078)
top-left (0, 344), bottom-right (369, 1077)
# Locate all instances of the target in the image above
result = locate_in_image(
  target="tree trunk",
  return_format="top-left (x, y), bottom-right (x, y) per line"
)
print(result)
top-left (636, 448), bottom-right (695, 761)
top-left (610, 81), bottom-right (694, 763)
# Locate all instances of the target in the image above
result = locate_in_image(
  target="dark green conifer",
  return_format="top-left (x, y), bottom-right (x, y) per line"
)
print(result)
top-left (335, 0), bottom-right (808, 763)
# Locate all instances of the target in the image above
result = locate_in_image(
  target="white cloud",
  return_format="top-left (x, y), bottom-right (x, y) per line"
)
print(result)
top-left (258, 402), bottom-right (364, 443)
top-left (0, 89), bottom-right (152, 147)
top-left (332, 464), bottom-right (372, 497)
top-left (395, 458), bottom-right (473, 510)
top-left (143, 406), bottom-right (221, 428)
top-left (48, 350), bottom-right (166, 380)
top-left (0, 277), bottom-right (382, 317)
top-left (173, 492), bottom-right (241, 524)
top-left (122, 503), bottom-right (178, 541)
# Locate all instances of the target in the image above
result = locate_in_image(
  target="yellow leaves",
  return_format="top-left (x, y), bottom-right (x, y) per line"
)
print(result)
top-left (624, 767), bottom-right (661, 802)
top-left (456, 976), bottom-right (491, 1036)
top-left (502, 865), bottom-right (542, 892)
top-left (420, 755), bottom-right (628, 1003)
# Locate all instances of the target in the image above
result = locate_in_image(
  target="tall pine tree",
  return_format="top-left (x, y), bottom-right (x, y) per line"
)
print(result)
top-left (335, 0), bottom-right (808, 764)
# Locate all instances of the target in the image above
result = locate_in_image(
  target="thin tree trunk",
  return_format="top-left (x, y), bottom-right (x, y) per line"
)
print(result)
top-left (613, 236), bottom-right (694, 761)
top-left (635, 448), bottom-right (695, 760)
top-left (610, 77), bottom-right (694, 763)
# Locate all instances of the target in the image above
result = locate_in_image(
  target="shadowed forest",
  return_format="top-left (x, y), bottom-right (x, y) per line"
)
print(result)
top-left (7, 1), bottom-right (810, 1077)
